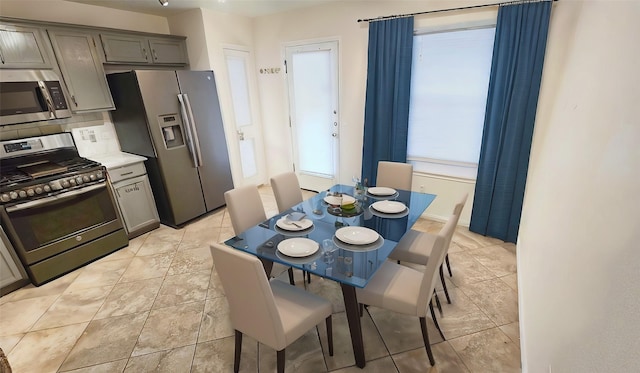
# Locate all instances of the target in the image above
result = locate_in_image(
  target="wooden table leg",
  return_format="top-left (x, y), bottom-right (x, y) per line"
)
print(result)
top-left (340, 283), bottom-right (366, 368)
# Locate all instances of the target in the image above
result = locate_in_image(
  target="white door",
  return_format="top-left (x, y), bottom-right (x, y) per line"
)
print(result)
top-left (223, 47), bottom-right (266, 186)
top-left (285, 41), bottom-right (339, 192)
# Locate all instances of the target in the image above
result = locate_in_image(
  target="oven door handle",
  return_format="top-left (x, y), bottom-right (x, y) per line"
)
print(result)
top-left (5, 183), bottom-right (106, 212)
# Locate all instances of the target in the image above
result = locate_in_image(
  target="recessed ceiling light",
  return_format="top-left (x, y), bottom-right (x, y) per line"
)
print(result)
top-left (159, 0), bottom-right (169, 6)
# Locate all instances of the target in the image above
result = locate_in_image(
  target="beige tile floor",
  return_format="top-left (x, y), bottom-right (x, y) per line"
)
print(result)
top-left (0, 186), bottom-right (520, 373)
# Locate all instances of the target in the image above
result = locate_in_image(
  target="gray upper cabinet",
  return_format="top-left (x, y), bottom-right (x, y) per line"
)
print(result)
top-left (48, 29), bottom-right (115, 113)
top-left (147, 37), bottom-right (187, 65)
top-left (0, 23), bottom-right (52, 69)
top-left (101, 33), bottom-right (187, 65)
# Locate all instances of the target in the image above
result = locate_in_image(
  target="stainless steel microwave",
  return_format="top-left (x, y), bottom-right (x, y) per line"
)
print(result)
top-left (0, 70), bottom-right (72, 125)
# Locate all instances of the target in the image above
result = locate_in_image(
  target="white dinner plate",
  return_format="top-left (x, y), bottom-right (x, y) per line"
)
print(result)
top-left (335, 226), bottom-right (379, 245)
top-left (332, 235), bottom-right (385, 252)
top-left (323, 194), bottom-right (356, 206)
top-left (276, 249), bottom-right (322, 265)
top-left (371, 200), bottom-right (407, 214)
top-left (276, 217), bottom-right (313, 231)
top-left (277, 237), bottom-right (319, 257)
top-left (367, 187), bottom-right (397, 196)
top-left (368, 205), bottom-right (410, 219)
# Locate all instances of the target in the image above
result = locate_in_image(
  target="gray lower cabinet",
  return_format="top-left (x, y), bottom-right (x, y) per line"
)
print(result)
top-left (101, 33), bottom-right (187, 65)
top-left (110, 162), bottom-right (160, 238)
top-left (1, 226), bottom-right (29, 295)
top-left (0, 23), bottom-right (51, 69)
top-left (47, 29), bottom-right (115, 113)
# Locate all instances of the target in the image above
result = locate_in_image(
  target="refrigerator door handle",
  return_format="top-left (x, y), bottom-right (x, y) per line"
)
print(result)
top-left (182, 93), bottom-right (204, 167)
top-left (177, 93), bottom-right (199, 168)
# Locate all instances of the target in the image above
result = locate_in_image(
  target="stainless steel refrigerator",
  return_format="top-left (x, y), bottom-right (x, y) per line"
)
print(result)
top-left (107, 70), bottom-right (234, 227)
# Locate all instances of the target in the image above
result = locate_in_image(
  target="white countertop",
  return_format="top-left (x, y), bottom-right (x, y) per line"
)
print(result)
top-left (86, 152), bottom-right (147, 170)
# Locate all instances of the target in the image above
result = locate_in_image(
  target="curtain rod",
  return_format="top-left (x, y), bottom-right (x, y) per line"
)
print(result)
top-left (357, 0), bottom-right (557, 23)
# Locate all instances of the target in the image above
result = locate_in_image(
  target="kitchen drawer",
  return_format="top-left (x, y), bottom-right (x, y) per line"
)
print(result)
top-left (109, 162), bottom-right (146, 183)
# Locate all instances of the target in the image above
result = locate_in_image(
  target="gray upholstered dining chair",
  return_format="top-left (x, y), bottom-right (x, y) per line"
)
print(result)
top-left (388, 192), bottom-right (468, 304)
top-left (270, 172), bottom-right (304, 214)
top-left (356, 215), bottom-right (457, 366)
top-left (210, 243), bottom-right (333, 373)
top-left (269, 172), bottom-right (312, 284)
top-left (224, 184), bottom-right (295, 285)
top-left (376, 161), bottom-right (413, 190)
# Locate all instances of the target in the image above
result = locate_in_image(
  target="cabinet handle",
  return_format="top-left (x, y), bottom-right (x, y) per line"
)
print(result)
top-left (0, 48), bottom-right (5, 64)
top-left (120, 171), bottom-right (134, 176)
top-left (143, 48), bottom-right (148, 61)
top-left (71, 95), bottom-right (78, 106)
top-left (152, 49), bottom-right (158, 60)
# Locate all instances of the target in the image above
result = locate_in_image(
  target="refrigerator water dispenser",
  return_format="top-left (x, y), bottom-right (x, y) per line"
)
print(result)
top-left (159, 115), bottom-right (184, 149)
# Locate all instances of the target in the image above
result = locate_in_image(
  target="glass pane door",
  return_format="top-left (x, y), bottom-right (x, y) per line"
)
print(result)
top-left (285, 41), bottom-right (339, 192)
top-left (223, 47), bottom-right (265, 185)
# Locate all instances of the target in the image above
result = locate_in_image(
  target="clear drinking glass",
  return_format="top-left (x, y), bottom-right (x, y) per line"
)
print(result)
top-left (322, 239), bottom-right (336, 264)
top-left (343, 256), bottom-right (353, 277)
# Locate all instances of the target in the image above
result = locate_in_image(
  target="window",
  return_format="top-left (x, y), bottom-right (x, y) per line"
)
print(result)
top-left (407, 26), bottom-right (496, 179)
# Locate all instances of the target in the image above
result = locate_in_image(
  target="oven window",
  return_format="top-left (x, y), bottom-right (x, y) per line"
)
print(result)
top-left (4, 185), bottom-right (118, 252)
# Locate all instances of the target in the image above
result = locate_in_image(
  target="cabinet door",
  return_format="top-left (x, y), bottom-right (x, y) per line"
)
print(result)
top-left (148, 37), bottom-right (187, 65)
top-left (114, 174), bottom-right (160, 235)
top-left (47, 29), bottom-right (115, 112)
top-left (100, 33), bottom-right (151, 64)
top-left (1, 227), bottom-right (28, 293)
top-left (0, 24), bottom-right (51, 69)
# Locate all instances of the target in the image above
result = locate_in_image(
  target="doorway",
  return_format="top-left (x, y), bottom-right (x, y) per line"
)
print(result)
top-left (285, 40), bottom-right (339, 192)
top-left (223, 46), bottom-right (266, 187)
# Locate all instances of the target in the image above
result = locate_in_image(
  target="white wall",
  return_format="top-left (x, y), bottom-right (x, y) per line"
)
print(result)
top-left (0, 0), bottom-right (169, 33)
top-left (518, 1), bottom-right (640, 372)
top-left (252, 1), bottom-right (497, 222)
top-left (167, 9), bottom-right (266, 187)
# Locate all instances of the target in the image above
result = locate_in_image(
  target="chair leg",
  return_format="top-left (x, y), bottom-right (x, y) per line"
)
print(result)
top-left (445, 254), bottom-right (453, 277)
top-left (429, 300), bottom-right (446, 341)
top-left (326, 315), bottom-right (334, 356)
top-left (277, 349), bottom-right (286, 373)
top-left (419, 317), bottom-right (436, 366)
top-left (234, 330), bottom-right (242, 373)
top-left (287, 268), bottom-right (295, 285)
top-left (434, 291), bottom-right (443, 315)
top-left (359, 303), bottom-right (363, 317)
top-left (439, 265), bottom-right (451, 304)
top-left (307, 270), bottom-right (311, 284)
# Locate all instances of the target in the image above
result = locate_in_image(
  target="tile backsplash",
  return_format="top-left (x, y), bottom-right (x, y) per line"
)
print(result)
top-left (70, 116), bottom-right (122, 158)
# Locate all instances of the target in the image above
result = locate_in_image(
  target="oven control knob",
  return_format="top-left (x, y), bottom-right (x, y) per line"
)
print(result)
top-left (35, 187), bottom-right (44, 194)
top-left (18, 190), bottom-right (27, 198)
top-left (83, 175), bottom-right (90, 182)
top-left (27, 189), bottom-right (35, 197)
top-left (76, 177), bottom-right (84, 185)
top-left (43, 185), bottom-right (52, 192)
top-left (89, 174), bottom-right (97, 181)
top-left (62, 180), bottom-right (71, 188)
top-left (49, 181), bottom-right (61, 191)
top-left (1, 193), bottom-right (10, 202)
top-left (97, 171), bottom-right (104, 179)
top-left (9, 191), bottom-right (18, 200)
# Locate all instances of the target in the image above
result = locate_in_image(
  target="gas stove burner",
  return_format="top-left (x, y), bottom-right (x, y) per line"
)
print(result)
top-left (0, 172), bottom-right (31, 187)
top-left (0, 133), bottom-right (108, 204)
top-left (17, 162), bottom-right (69, 179)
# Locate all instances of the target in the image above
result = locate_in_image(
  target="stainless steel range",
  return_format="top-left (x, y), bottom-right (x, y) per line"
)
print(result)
top-left (0, 133), bottom-right (128, 286)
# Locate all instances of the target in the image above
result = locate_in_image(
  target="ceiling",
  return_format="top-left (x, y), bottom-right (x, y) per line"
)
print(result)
top-left (64, 0), bottom-right (339, 18)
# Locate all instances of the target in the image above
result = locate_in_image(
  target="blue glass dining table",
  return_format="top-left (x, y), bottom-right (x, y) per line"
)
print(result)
top-left (224, 184), bottom-right (436, 368)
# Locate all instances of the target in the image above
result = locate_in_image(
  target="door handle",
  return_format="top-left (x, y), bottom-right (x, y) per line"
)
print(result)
top-left (332, 133), bottom-right (337, 137)
top-left (237, 130), bottom-right (245, 141)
